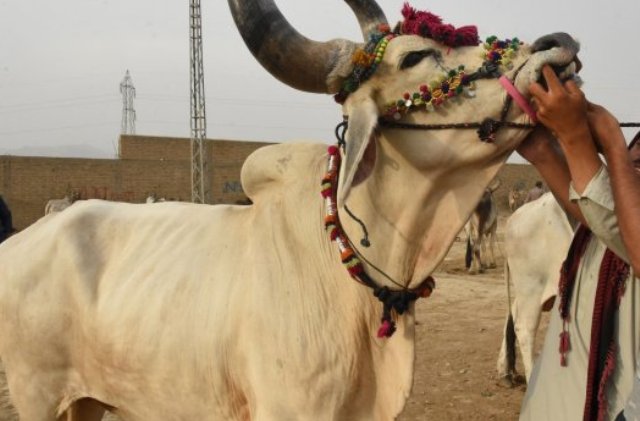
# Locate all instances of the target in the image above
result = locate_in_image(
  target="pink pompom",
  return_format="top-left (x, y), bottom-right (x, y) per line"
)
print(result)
top-left (377, 320), bottom-right (396, 338)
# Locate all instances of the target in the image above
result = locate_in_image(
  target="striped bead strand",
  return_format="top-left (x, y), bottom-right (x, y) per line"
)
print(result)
top-left (321, 145), bottom-right (366, 280)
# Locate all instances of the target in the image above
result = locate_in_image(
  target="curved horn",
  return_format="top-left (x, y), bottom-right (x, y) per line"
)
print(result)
top-left (228, 0), bottom-right (386, 94)
top-left (343, 0), bottom-right (388, 40)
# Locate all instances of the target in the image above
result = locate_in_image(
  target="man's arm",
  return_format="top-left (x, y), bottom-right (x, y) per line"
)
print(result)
top-left (525, 67), bottom-right (639, 270)
top-left (517, 127), bottom-right (586, 225)
top-left (588, 104), bottom-right (640, 275)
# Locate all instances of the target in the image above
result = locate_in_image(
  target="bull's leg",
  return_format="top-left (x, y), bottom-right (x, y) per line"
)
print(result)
top-left (512, 298), bottom-right (542, 382)
top-left (480, 237), bottom-right (488, 270)
top-left (474, 239), bottom-right (485, 273)
top-left (497, 312), bottom-right (517, 388)
top-left (487, 230), bottom-right (497, 269)
top-left (7, 387), bottom-right (58, 421)
top-left (468, 245), bottom-right (480, 274)
top-left (2, 360), bottom-right (65, 421)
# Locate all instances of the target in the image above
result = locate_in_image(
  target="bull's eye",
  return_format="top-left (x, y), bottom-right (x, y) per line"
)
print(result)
top-left (400, 49), bottom-right (439, 70)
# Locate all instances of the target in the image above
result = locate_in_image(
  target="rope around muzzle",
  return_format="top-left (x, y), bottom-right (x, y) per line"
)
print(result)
top-left (378, 117), bottom-right (535, 141)
top-left (378, 120), bottom-right (640, 140)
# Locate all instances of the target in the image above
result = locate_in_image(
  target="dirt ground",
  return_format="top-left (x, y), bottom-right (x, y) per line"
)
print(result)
top-left (397, 220), bottom-right (550, 421)
top-left (0, 215), bottom-right (550, 421)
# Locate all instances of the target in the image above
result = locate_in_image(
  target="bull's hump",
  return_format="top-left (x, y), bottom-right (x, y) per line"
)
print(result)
top-left (241, 142), bottom-right (326, 200)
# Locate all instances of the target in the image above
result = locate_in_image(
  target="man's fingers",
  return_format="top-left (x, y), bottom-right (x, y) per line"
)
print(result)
top-left (542, 65), bottom-right (563, 92)
top-left (564, 79), bottom-right (582, 95)
top-left (529, 82), bottom-right (548, 104)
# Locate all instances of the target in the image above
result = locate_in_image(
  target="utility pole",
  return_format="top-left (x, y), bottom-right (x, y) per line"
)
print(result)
top-left (119, 70), bottom-right (136, 135)
top-left (189, 0), bottom-right (208, 203)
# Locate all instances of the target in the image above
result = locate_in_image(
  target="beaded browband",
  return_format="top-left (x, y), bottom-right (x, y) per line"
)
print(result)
top-left (334, 3), bottom-right (482, 104)
top-left (321, 144), bottom-right (435, 338)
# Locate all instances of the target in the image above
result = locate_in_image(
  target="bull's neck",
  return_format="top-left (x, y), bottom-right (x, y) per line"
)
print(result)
top-left (339, 133), bottom-right (507, 288)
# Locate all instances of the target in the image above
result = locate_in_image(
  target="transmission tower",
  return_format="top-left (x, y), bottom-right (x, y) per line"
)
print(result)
top-left (189, 0), bottom-right (208, 204)
top-left (119, 70), bottom-right (136, 135)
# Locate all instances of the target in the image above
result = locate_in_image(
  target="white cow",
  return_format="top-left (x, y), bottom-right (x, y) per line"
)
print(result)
top-left (44, 191), bottom-right (81, 215)
top-left (496, 192), bottom-right (574, 385)
top-left (44, 196), bottom-right (75, 214)
top-left (0, 1), bottom-right (580, 419)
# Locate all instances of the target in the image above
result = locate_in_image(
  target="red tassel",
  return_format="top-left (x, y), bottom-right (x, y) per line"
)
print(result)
top-left (559, 330), bottom-right (571, 367)
top-left (329, 227), bottom-right (338, 240)
top-left (347, 265), bottom-right (363, 276)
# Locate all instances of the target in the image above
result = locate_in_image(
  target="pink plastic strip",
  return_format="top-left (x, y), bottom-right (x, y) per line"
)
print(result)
top-left (499, 75), bottom-right (537, 123)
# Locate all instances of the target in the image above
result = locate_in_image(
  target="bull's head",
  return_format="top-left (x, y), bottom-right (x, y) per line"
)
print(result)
top-left (229, 0), bottom-right (579, 287)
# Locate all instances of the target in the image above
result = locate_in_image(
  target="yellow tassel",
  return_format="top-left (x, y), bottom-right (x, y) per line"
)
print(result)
top-left (352, 50), bottom-right (373, 67)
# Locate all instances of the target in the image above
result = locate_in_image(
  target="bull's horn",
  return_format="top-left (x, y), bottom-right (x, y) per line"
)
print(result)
top-left (228, 0), bottom-right (387, 94)
top-left (344, 0), bottom-right (388, 40)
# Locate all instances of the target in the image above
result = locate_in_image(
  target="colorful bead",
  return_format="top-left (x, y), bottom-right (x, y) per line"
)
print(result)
top-left (335, 29), bottom-right (397, 104)
top-left (382, 67), bottom-right (471, 117)
top-left (381, 34), bottom-right (522, 119)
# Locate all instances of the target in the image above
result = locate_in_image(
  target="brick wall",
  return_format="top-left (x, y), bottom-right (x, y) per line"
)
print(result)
top-left (0, 134), bottom-right (539, 230)
top-left (0, 135), bottom-right (272, 229)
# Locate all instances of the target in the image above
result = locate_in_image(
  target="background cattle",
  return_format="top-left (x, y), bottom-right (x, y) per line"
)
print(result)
top-left (466, 180), bottom-right (500, 274)
top-left (508, 187), bottom-right (526, 212)
top-left (496, 192), bottom-right (574, 385)
top-left (44, 191), bottom-right (80, 215)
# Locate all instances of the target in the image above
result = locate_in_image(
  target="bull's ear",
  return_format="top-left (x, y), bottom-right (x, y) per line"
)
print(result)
top-left (338, 96), bottom-right (378, 205)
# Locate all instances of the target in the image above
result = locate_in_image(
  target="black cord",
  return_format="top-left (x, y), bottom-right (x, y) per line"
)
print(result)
top-left (344, 205), bottom-right (371, 247)
top-left (334, 119), bottom-right (348, 150)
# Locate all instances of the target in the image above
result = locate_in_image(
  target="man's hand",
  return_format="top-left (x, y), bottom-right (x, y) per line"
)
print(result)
top-left (529, 65), bottom-right (590, 143)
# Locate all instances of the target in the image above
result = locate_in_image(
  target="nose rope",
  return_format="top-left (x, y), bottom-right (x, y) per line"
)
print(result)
top-left (499, 75), bottom-right (537, 122)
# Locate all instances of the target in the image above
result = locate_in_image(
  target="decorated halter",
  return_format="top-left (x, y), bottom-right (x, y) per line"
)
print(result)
top-left (321, 144), bottom-right (435, 338)
top-left (322, 6), bottom-right (535, 339)
top-left (378, 35), bottom-right (538, 142)
top-left (335, 4), bottom-right (481, 105)
top-left (335, 3), bottom-right (536, 142)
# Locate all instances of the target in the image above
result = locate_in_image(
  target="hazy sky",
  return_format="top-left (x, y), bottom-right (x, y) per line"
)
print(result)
top-left (1, 0), bottom-right (639, 162)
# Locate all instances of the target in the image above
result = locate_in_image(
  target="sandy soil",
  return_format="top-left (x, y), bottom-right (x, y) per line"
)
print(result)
top-left (396, 218), bottom-right (550, 421)
top-left (0, 216), bottom-right (550, 421)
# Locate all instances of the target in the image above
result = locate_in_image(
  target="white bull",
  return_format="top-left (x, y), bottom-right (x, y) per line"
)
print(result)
top-left (0, 1), bottom-right (580, 419)
top-left (496, 192), bottom-right (574, 385)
